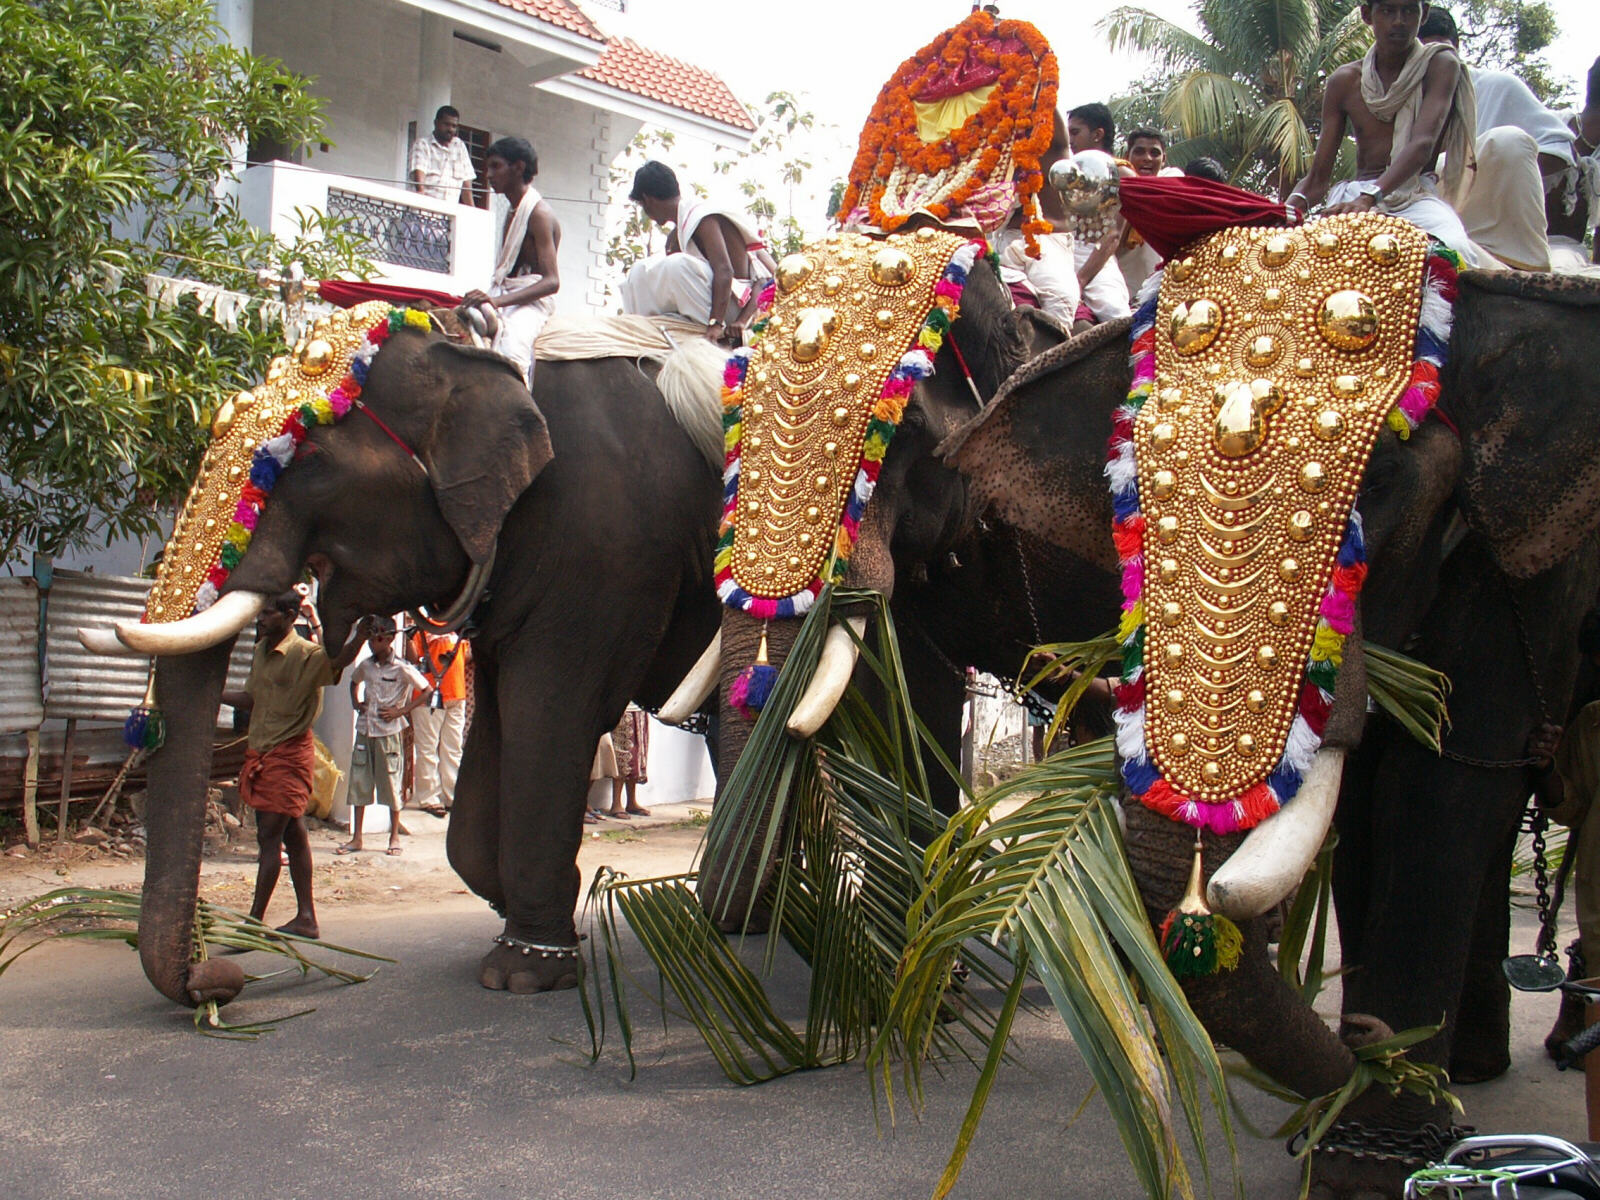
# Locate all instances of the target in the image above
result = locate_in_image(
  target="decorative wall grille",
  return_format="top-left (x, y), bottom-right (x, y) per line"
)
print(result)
top-left (327, 187), bottom-right (453, 273)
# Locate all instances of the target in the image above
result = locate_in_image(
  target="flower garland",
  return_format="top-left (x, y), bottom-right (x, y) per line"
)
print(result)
top-left (1107, 243), bottom-right (1459, 834)
top-left (190, 306), bottom-right (432, 614)
top-left (837, 11), bottom-right (1058, 255)
top-left (714, 240), bottom-right (986, 622)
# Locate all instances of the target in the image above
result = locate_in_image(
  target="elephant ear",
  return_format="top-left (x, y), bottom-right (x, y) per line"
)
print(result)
top-left (938, 322), bottom-right (1130, 573)
top-left (420, 342), bottom-right (553, 564)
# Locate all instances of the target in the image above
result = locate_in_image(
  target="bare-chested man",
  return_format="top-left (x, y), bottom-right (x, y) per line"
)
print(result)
top-left (463, 136), bottom-right (560, 385)
top-left (620, 161), bottom-right (774, 344)
top-left (1063, 102), bottom-right (1133, 321)
top-left (1287, 0), bottom-right (1481, 264)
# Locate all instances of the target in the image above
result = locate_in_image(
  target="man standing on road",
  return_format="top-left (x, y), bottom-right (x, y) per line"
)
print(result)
top-left (409, 105), bottom-right (476, 205)
top-left (410, 628), bottom-right (468, 818)
top-left (339, 617), bottom-right (431, 857)
top-left (222, 594), bottom-right (369, 938)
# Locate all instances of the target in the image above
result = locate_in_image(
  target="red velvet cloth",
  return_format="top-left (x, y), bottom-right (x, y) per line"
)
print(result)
top-left (317, 280), bottom-right (462, 310)
top-left (1117, 175), bottom-right (1305, 264)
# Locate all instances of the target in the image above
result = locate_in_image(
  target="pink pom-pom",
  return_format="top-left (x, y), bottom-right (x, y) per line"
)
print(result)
top-left (1318, 588), bottom-right (1356, 633)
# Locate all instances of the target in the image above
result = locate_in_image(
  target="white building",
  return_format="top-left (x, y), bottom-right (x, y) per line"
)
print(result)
top-left (217, 0), bottom-right (755, 308)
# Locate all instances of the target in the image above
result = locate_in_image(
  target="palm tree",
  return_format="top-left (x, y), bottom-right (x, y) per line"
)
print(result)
top-left (1100, 0), bottom-right (1370, 194)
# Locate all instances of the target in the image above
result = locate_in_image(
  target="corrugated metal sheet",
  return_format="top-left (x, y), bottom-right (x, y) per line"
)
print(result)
top-left (42, 570), bottom-right (256, 722)
top-left (0, 724), bottom-right (249, 808)
top-left (0, 578), bottom-right (43, 734)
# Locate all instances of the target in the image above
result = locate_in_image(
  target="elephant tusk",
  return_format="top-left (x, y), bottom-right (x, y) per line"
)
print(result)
top-left (657, 630), bottom-right (721, 724)
top-left (111, 590), bottom-right (266, 655)
top-left (78, 626), bottom-right (141, 656)
top-left (786, 617), bottom-right (867, 739)
top-left (1205, 747), bottom-right (1345, 919)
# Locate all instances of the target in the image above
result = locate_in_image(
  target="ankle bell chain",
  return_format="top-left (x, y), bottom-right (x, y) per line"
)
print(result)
top-left (494, 934), bottom-right (580, 959)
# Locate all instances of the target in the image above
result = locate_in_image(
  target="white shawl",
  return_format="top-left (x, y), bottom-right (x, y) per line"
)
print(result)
top-left (674, 198), bottom-right (760, 263)
top-left (1360, 41), bottom-right (1477, 206)
top-left (491, 185), bottom-right (543, 289)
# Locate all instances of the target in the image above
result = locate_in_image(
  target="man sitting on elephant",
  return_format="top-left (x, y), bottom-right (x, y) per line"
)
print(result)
top-left (462, 136), bottom-right (560, 386)
top-left (620, 160), bottom-right (775, 343)
top-left (1287, 0), bottom-right (1484, 264)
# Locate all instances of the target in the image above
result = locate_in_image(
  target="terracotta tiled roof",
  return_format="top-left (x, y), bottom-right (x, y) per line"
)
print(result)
top-left (488, 0), bottom-right (604, 42)
top-left (579, 38), bottom-right (756, 133)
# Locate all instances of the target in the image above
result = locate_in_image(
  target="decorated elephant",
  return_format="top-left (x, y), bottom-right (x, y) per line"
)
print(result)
top-left (81, 302), bottom-right (726, 1005)
top-left (691, 210), bottom-right (1600, 1194)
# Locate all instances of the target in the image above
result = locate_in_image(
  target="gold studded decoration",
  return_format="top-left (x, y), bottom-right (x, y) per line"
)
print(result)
top-left (142, 300), bottom-right (394, 623)
top-left (727, 229), bottom-right (974, 601)
top-left (1135, 214), bottom-right (1428, 801)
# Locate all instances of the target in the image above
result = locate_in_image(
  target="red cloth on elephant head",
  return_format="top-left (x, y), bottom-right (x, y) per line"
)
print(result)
top-left (1117, 175), bottom-right (1305, 263)
top-left (317, 280), bottom-right (462, 310)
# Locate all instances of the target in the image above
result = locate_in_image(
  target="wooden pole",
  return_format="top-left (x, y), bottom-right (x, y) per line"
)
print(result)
top-left (21, 729), bottom-right (40, 847)
top-left (57, 718), bottom-right (77, 844)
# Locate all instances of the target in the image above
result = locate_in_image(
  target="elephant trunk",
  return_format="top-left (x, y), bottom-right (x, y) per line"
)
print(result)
top-left (1122, 802), bottom-right (1357, 1100)
top-left (699, 607), bottom-right (805, 931)
top-left (138, 642), bottom-right (246, 1007)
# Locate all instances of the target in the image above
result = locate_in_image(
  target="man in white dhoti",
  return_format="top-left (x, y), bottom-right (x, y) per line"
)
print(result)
top-left (1288, 1), bottom-right (1485, 267)
top-left (620, 161), bottom-right (773, 343)
top-left (1420, 7), bottom-right (1576, 270)
top-left (994, 109), bottom-right (1082, 324)
top-left (462, 137), bottom-right (560, 386)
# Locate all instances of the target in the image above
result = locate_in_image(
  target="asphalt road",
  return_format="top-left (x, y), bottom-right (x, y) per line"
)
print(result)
top-left (0, 857), bottom-right (1585, 1199)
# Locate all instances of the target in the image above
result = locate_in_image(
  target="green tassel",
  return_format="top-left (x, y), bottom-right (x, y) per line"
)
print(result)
top-left (1159, 836), bottom-right (1243, 978)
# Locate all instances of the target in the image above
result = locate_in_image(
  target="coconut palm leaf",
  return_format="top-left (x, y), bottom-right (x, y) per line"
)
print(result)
top-left (1246, 98), bottom-right (1317, 187)
top-left (1099, 6), bottom-right (1229, 77)
top-left (1163, 73), bottom-right (1262, 144)
top-left (1198, 0), bottom-right (1320, 67)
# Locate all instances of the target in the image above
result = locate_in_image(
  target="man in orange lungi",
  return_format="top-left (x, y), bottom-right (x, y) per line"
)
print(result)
top-left (223, 594), bottom-right (369, 938)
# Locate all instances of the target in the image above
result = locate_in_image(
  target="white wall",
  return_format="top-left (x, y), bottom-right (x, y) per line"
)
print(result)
top-left (251, 0), bottom-right (643, 312)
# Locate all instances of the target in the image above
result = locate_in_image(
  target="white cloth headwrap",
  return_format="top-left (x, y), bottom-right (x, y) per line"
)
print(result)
top-left (491, 186), bottom-right (543, 289)
top-left (1360, 41), bottom-right (1477, 207)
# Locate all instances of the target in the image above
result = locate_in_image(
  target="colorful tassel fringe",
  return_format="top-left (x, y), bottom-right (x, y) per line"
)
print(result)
top-left (123, 671), bottom-right (165, 750)
top-left (1159, 909), bottom-right (1243, 979)
top-left (1106, 241), bottom-right (1455, 837)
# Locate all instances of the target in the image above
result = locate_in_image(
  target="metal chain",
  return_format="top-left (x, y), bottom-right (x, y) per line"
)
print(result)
top-left (1299, 1120), bottom-right (1476, 1165)
top-left (1011, 525), bottom-right (1044, 648)
top-left (1527, 807), bottom-right (1558, 960)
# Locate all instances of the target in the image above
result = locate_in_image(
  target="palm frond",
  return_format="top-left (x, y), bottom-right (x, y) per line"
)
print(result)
top-left (0, 887), bottom-right (391, 1038)
top-left (1162, 72), bottom-right (1262, 143)
top-left (1198, 0), bottom-right (1320, 67)
top-left (1364, 642), bottom-right (1451, 752)
top-left (1099, 7), bottom-right (1228, 76)
top-left (1244, 97), bottom-right (1316, 187)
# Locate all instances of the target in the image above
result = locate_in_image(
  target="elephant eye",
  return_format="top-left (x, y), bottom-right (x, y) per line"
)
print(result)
top-left (293, 442), bottom-right (321, 462)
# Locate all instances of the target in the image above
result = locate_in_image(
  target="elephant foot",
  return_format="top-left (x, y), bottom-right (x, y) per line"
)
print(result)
top-left (477, 934), bottom-right (581, 994)
top-left (186, 958), bottom-right (247, 1007)
top-left (1447, 1050), bottom-right (1510, 1084)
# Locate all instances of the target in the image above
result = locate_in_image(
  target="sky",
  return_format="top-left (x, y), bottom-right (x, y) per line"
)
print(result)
top-left (609, 0), bottom-right (1600, 161)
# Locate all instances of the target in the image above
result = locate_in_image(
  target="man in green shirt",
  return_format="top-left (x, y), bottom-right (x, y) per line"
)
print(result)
top-left (223, 594), bottom-right (369, 938)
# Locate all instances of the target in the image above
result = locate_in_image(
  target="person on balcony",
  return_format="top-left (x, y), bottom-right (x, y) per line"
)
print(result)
top-left (409, 105), bottom-right (476, 206)
top-left (462, 136), bottom-right (561, 386)
top-left (619, 161), bottom-right (774, 343)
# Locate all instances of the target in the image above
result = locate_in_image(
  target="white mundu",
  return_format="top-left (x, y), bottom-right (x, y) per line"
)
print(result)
top-left (1453, 69), bottom-right (1579, 272)
top-left (488, 186), bottom-right (556, 384)
top-left (620, 199), bottom-right (769, 325)
top-left (1073, 236), bottom-right (1131, 322)
top-left (995, 229), bottom-right (1081, 323)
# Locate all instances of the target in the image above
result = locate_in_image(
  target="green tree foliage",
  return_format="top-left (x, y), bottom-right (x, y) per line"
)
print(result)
top-left (1100, 0), bottom-right (1371, 192)
top-left (0, 0), bottom-right (368, 565)
top-left (1451, 0), bottom-right (1564, 102)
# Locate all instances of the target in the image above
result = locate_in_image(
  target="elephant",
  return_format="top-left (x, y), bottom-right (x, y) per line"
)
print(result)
top-left (694, 235), bottom-right (1600, 1195)
top-left (81, 317), bottom-right (727, 1006)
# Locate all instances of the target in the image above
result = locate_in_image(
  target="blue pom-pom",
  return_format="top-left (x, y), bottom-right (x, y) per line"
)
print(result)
top-left (742, 663), bottom-right (778, 712)
top-left (123, 708), bottom-right (148, 750)
top-left (1122, 756), bottom-right (1161, 794)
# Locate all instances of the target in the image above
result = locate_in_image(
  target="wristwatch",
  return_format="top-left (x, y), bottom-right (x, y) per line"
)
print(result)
top-left (1354, 180), bottom-right (1384, 201)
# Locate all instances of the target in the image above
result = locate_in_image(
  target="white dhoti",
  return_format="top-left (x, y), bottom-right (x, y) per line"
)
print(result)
top-left (995, 230), bottom-right (1081, 322)
top-left (1118, 239), bottom-right (1163, 299)
top-left (1073, 238), bottom-right (1131, 322)
top-left (620, 254), bottom-right (752, 325)
top-left (1326, 176), bottom-right (1489, 267)
top-left (1456, 126), bottom-right (1552, 271)
top-left (1550, 235), bottom-right (1600, 276)
top-left (412, 699), bottom-right (466, 809)
top-left (490, 275), bottom-right (555, 385)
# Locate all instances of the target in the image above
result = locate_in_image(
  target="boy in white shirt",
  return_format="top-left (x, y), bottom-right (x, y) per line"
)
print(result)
top-left (337, 617), bottom-right (430, 856)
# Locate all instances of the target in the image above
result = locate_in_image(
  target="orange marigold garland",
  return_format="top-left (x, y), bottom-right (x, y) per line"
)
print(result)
top-left (837, 9), bottom-right (1057, 255)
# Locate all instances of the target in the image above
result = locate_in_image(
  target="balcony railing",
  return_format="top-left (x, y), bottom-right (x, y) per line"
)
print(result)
top-left (237, 161), bottom-right (494, 295)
